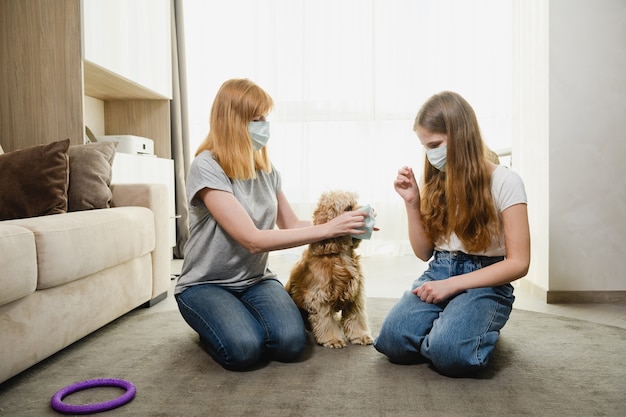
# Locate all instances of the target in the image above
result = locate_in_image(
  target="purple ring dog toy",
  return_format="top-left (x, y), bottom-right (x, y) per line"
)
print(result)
top-left (50, 378), bottom-right (136, 414)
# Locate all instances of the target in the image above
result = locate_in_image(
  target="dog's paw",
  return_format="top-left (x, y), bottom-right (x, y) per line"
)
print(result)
top-left (322, 339), bottom-right (347, 349)
top-left (350, 334), bottom-right (374, 346)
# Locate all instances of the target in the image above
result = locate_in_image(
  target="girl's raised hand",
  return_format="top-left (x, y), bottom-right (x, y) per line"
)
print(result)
top-left (394, 166), bottom-right (420, 206)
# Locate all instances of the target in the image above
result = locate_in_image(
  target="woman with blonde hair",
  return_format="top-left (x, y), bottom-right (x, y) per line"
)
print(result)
top-left (374, 91), bottom-right (530, 376)
top-left (175, 79), bottom-right (371, 370)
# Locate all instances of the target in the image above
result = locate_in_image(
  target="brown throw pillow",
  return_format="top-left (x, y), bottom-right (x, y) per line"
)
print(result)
top-left (0, 139), bottom-right (70, 221)
top-left (67, 141), bottom-right (118, 211)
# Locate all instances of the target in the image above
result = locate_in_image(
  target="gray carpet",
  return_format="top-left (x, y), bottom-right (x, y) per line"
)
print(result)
top-left (1, 298), bottom-right (625, 417)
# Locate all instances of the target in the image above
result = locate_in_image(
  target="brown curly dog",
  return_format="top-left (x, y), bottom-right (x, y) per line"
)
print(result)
top-left (285, 190), bottom-right (373, 348)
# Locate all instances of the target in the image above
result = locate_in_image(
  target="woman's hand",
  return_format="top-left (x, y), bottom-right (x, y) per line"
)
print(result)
top-left (394, 166), bottom-right (420, 207)
top-left (325, 209), bottom-right (368, 237)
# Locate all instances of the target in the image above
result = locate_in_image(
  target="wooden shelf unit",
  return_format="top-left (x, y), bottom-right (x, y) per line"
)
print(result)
top-left (0, 0), bottom-right (172, 159)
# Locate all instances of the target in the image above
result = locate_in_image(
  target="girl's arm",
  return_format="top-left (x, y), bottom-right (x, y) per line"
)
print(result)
top-left (395, 166), bottom-right (434, 261)
top-left (414, 203), bottom-right (531, 304)
top-left (405, 199), bottom-right (434, 262)
top-left (197, 188), bottom-right (367, 254)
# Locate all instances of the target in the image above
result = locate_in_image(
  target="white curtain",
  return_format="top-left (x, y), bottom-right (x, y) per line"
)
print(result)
top-left (183, 0), bottom-right (513, 256)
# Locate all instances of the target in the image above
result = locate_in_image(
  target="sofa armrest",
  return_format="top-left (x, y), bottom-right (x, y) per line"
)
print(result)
top-left (110, 183), bottom-right (170, 302)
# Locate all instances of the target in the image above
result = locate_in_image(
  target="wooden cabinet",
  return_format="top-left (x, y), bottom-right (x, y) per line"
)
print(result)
top-left (0, 0), bottom-right (172, 158)
top-left (0, 0), bottom-right (83, 153)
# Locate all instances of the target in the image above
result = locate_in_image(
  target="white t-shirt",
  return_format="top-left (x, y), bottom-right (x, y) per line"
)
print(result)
top-left (175, 151), bottom-right (281, 295)
top-left (435, 165), bottom-right (527, 257)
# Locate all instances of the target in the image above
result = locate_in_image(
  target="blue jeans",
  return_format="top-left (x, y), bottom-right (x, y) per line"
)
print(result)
top-left (176, 279), bottom-right (306, 371)
top-left (374, 251), bottom-right (514, 377)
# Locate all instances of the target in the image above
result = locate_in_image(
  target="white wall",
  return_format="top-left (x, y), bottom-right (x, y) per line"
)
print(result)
top-left (549, 0), bottom-right (626, 292)
top-left (514, 0), bottom-right (626, 298)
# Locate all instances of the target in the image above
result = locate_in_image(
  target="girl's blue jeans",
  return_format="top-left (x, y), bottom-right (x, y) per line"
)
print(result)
top-left (374, 250), bottom-right (515, 377)
top-left (175, 278), bottom-right (306, 371)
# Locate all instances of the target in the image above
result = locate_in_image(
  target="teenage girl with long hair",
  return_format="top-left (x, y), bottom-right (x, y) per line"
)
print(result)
top-left (374, 91), bottom-right (530, 376)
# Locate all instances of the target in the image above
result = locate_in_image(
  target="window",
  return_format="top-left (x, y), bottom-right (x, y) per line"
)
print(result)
top-left (183, 0), bottom-right (513, 255)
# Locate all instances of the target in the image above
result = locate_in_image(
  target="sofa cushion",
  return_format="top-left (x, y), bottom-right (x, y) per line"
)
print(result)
top-left (5, 207), bottom-right (155, 289)
top-left (67, 141), bottom-right (118, 212)
top-left (0, 225), bottom-right (37, 305)
top-left (0, 139), bottom-right (70, 221)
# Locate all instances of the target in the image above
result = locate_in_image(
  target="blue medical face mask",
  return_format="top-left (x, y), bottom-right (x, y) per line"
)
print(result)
top-left (425, 144), bottom-right (447, 171)
top-left (248, 121), bottom-right (270, 151)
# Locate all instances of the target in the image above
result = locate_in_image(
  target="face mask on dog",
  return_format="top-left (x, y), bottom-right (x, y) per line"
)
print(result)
top-left (351, 204), bottom-right (376, 240)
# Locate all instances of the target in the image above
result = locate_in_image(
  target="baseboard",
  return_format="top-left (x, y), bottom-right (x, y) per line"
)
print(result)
top-left (546, 291), bottom-right (626, 304)
top-left (144, 291), bottom-right (168, 307)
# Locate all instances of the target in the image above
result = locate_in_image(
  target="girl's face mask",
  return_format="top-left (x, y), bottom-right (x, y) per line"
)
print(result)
top-left (425, 144), bottom-right (447, 171)
top-left (248, 121), bottom-right (270, 151)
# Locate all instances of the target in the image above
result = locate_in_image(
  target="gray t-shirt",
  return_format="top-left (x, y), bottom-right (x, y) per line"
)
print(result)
top-left (175, 151), bottom-right (281, 295)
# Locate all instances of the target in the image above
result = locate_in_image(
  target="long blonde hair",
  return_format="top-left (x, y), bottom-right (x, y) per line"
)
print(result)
top-left (415, 91), bottom-right (499, 253)
top-left (195, 79), bottom-right (274, 180)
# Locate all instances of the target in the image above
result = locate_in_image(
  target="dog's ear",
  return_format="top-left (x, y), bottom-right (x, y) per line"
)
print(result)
top-left (312, 190), bottom-right (359, 225)
top-left (312, 201), bottom-right (339, 225)
top-left (310, 236), bottom-right (353, 255)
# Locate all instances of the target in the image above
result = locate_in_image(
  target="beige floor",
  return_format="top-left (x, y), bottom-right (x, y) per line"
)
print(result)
top-left (161, 255), bottom-right (626, 330)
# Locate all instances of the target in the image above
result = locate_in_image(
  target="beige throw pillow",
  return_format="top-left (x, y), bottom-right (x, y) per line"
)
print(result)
top-left (67, 141), bottom-right (118, 211)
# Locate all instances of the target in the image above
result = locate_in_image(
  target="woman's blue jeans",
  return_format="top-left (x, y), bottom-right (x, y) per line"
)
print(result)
top-left (175, 278), bottom-right (306, 371)
top-left (374, 251), bottom-right (515, 377)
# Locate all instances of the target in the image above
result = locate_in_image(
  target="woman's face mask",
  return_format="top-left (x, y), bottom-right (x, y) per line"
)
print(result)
top-left (248, 121), bottom-right (270, 151)
top-left (425, 144), bottom-right (447, 171)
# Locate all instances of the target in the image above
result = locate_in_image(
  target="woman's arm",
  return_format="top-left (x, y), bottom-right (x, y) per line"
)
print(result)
top-left (197, 188), bottom-right (367, 254)
top-left (275, 190), bottom-right (311, 229)
top-left (414, 203), bottom-right (531, 304)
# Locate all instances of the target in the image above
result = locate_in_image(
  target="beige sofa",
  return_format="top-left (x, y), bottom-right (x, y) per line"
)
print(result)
top-left (0, 182), bottom-right (171, 384)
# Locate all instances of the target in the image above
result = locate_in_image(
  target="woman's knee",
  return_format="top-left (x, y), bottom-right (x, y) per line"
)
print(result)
top-left (216, 335), bottom-right (265, 371)
top-left (272, 327), bottom-right (307, 362)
